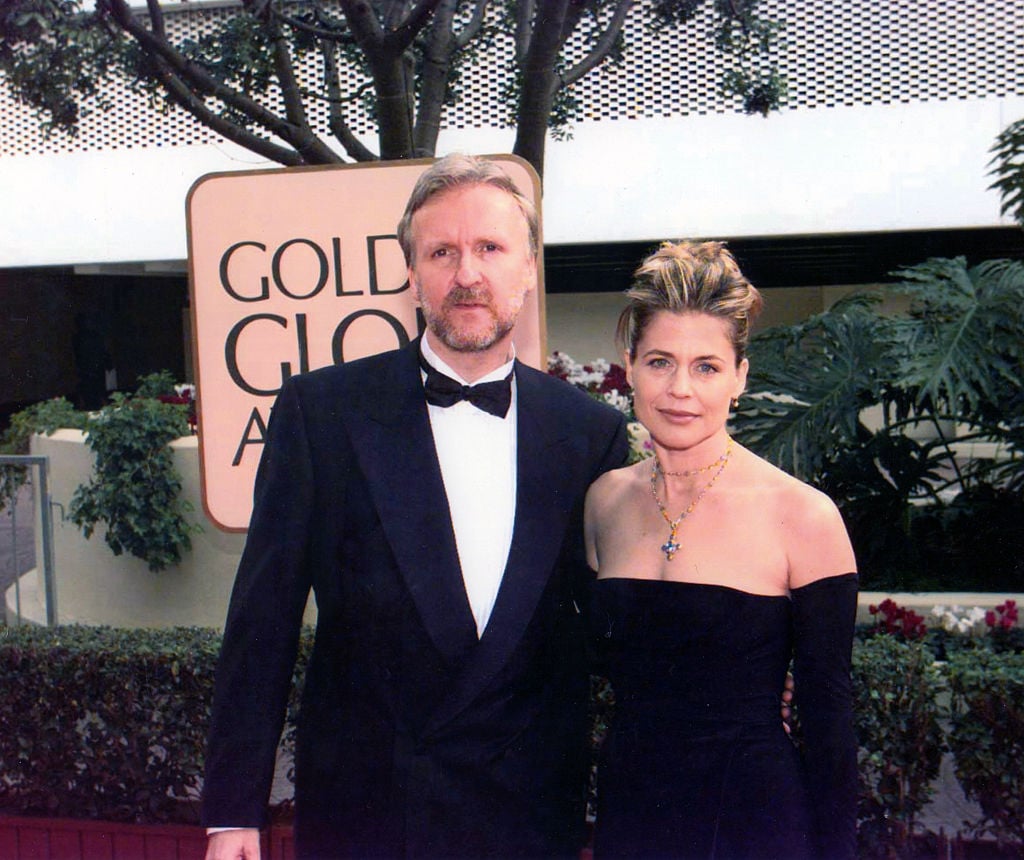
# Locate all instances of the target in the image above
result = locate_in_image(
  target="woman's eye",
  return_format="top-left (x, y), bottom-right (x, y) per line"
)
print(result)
top-left (696, 362), bottom-right (718, 375)
top-left (647, 357), bottom-right (670, 369)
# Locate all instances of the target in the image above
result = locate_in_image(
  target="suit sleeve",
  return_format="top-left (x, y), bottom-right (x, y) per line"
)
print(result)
top-left (202, 377), bottom-right (316, 828)
top-left (791, 573), bottom-right (859, 860)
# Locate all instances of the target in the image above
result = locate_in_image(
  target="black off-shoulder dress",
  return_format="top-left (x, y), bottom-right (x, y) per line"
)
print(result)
top-left (588, 574), bottom-right (858, 860)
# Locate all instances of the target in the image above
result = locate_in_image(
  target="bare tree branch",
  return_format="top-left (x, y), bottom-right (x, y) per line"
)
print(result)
top-left (339, 0), bottom-right (385, 48)
top-left (413, 0), bottom-right (455, 156)
top-left (266, 15), bottom-right (310, 129)
top-left (146, 46), bottom-right (305, 164)
top-left (513, 0), bottom-right (536, 66)
top-left (103, 0), bottom-right (340, 162)
top-left (143, 0), bottom-right (166, 40)
top-left (323, 39), bottom-right (377, 160)
top-left (385, 0), bottom-right (442, 52)
top-left (262, 5), bottom-right (349, 43)
top-left (561, 0), bottom-right (634, 88)
top-left (454, 0), bottom-right (490, 50)
top-left (339, 0), bottom-right (416, 159)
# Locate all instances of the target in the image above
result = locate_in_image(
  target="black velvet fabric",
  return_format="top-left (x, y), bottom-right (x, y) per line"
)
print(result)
top-left (588, 573), bottom-right (858, 860)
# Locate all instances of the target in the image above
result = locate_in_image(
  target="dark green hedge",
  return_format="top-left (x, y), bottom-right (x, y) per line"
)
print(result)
top-left (0, 625), bottom-right (311, 824)
top-left (0, 626), bottom-right (220, 822)
top-left (0, 623), bottom-right (1021, 857)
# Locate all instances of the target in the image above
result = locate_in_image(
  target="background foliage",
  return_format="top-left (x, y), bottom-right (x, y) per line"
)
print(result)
top-left (2, 372), bottom-right (197, 572)
top-left (0, 0), bottom-right (785, 176)
top-left (731, 256), bottom-right (1024, 591)
top-left (852, 635), bottom-right (945, 857)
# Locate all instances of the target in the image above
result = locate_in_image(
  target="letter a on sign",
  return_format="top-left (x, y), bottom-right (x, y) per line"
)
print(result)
top-left (187, 157), bottom-right (544, 531)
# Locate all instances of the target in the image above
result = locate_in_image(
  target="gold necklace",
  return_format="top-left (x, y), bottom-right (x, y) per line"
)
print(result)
top-left (650, 440), bottom-right (732, 561)
top-left (659, 448), bottom-right (732, 477)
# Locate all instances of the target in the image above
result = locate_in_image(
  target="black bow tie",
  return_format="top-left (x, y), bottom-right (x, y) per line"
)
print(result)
top-left (420, 355), bottom-right (513, 418)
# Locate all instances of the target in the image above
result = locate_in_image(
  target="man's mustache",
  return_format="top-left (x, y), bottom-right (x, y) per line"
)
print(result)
top-left (444, 286), bottom-right (494, 310)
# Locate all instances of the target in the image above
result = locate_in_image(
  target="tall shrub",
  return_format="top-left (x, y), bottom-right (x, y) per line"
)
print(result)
top-left (852, 635), bottom-right (945, 856)
top-left (68, 390), bottom-right (195, 571)
top-left (945, 650), bottom-right (1024, 848)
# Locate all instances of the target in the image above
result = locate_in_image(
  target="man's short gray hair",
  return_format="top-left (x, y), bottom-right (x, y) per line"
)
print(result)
top-left (397, 154), bottom-right (539, 266)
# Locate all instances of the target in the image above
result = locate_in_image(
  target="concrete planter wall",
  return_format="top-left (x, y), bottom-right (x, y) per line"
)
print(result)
top-left (4, 430), bottom-right (1017, 630)
top-left (5, 430), bottom-right (261, 629)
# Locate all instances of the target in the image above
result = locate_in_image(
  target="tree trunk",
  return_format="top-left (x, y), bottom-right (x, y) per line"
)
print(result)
top-left (413, 0), bottom-right (457, 157)
top-left (512, 69), bottom-right (556, 179)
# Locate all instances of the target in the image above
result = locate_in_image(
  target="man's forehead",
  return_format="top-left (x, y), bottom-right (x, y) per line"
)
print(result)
top-left (414, 184), bottom-right (524, 227)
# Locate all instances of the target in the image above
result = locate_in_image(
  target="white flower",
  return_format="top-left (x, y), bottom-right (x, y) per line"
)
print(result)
top-left (602, 390), bottom-right (632, 415)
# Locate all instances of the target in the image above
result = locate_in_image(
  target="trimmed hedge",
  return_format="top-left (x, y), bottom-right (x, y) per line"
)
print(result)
top-left (0, 626), bottom-right (315, 824)
top-left (0, 623), bottom-right (1021, 857)
top-left (0, 626), bottom-right (220, 822)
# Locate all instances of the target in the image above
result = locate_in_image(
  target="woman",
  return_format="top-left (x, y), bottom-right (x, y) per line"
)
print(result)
top-left (585, 241), bottom-right (858, 859)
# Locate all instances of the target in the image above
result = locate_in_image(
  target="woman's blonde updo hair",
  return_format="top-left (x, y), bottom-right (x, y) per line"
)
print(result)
top-left (616, 240), bottom-right (763, 364)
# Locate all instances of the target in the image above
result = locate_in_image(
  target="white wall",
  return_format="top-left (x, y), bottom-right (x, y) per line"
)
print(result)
top-left (2, 96), bottom-right (1021, 269)
top-left (7, 430), bottom-right (252, 629)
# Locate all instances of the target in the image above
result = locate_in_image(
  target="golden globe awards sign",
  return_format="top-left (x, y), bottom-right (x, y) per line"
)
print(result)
top-left (187, 156), bottom-right (544, 531)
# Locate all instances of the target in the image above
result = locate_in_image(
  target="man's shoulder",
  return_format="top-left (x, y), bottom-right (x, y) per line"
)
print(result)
top-left (290, 344), bottom-right (414, 393)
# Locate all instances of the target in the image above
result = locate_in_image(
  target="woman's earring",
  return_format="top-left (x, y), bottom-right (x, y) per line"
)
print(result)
top-left (731, 397), bottom-right (740, 409)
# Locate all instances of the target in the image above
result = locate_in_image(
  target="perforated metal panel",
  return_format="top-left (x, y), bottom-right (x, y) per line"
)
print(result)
top-left (2, 0), bottom-right (1023, 158)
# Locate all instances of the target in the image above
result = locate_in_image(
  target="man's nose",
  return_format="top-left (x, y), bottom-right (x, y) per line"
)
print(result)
top-left (454, 251), bottom-right (482, 285)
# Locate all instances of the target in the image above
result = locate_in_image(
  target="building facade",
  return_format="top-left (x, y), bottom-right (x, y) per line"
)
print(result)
top-left (2, 0), bottom-right (1024, 413)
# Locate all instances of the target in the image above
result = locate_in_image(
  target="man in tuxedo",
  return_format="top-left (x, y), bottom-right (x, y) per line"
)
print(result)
top-left (202, 154), bottom-right (629, 859)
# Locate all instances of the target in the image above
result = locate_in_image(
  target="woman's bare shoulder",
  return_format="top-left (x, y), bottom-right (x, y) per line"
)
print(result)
top-left (589, 460), bottom-right (646, 503)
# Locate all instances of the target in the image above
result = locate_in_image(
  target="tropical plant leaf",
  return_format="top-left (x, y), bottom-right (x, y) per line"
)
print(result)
top-left (889, 257), bottom-right (1024, 415)
top-left (733, 303), bottom-right (883, 480)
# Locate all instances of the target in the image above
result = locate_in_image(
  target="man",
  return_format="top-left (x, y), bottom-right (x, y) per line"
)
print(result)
top-left (202, 154), bottom-right (628, 859)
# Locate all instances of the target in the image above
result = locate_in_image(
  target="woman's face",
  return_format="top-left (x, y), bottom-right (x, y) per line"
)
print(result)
top-left (626, 310), bottom-right (748, 451)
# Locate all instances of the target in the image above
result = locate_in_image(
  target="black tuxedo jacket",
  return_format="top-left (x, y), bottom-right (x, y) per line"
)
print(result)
top-left (202, 340), bottom-right (628, 859)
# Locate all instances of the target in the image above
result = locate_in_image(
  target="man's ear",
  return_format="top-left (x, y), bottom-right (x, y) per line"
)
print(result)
top-left (408, 268), bottom-right (420, 305)
top-left (524, 257), bottom-right (538, 294)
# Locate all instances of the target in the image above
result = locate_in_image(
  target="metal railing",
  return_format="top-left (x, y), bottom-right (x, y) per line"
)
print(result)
top-left (0, 456), bottom-right (57, 625)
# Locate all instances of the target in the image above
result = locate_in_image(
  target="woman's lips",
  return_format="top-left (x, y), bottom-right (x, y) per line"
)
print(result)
top-left (659, 408), bottom-right (699, 422)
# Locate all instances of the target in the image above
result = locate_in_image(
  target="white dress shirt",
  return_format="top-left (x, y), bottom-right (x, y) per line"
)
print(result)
top-left (421, 337), bottom-right (518, 637)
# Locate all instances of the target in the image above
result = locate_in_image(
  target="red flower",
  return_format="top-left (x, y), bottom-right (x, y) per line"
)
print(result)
top-left (599, 364), bottom-right (631, 395)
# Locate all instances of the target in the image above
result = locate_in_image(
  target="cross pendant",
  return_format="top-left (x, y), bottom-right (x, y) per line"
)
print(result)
top-left (661, 537), bottom-right (680, 561)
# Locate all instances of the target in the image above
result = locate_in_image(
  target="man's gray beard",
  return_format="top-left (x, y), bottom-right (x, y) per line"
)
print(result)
top-left (420, 286), bottom-right (519, 352)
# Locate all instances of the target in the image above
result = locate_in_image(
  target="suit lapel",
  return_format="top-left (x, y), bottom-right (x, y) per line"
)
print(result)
top-left (347, 340), bottom-right (479, 666)
top-left (425, 363), bottom-right (577, 734)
